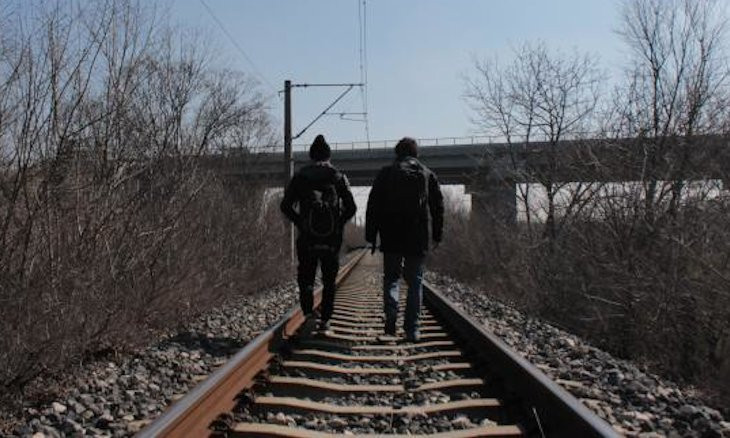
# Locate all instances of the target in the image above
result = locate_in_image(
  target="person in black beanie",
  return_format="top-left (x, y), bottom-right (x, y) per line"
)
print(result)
top-left (280, 134), bottom-right (356, 331)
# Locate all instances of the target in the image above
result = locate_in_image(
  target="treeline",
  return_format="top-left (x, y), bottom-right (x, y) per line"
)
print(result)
top-left (434, 0), bottom-right (730, 410)
top-left (0, 1), bottom-right (286, 403)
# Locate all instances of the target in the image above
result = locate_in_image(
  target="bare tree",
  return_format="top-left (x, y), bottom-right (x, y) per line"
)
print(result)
top-left (465, 42), bottom-right (603, 239)
top-left (614, 0), bottom-right (730, 219)
top-left (443, 2), bottom-right (730, 411)
top-left (0, 0), bottom-right (283, 400)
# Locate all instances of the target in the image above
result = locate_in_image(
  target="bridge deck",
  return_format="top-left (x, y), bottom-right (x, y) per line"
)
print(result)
top-left (209, 136), bottom-right (730, 187)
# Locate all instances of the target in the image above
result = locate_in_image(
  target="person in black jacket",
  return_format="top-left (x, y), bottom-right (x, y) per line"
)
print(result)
top-left (365, 137), bottom-right (444, 342)
top-left (281, 135), bottom-right (357, 330)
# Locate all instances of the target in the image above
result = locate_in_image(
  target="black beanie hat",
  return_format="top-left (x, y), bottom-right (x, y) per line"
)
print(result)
top-left (309, 134), bottom-right (331, 161)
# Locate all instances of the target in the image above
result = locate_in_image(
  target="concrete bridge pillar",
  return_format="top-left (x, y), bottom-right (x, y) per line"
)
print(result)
top-left (468, 179), bottom-right (517, 227)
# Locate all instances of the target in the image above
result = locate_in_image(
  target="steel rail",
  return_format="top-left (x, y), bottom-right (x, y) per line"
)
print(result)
top-left (140, 250), bottom-right (620, 437)
top-left (138, 250), bottom-right (367, 438)
top-left (423, 281), bottom-right (620, 438)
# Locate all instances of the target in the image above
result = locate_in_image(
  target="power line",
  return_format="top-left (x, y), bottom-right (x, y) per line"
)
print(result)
top-left (358, 0), bottom-right (371, 147)
top-left (292, 84), bottom-right (364, 139)
top-left (198, 0), bottom-right (280, 104)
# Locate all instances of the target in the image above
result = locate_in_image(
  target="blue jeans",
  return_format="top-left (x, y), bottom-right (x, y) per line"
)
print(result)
top-left (383, 253), bottom-right (425, 338)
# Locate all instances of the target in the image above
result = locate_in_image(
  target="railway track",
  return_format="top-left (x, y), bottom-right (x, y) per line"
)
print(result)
top-left (140, 251), bottom-right (619, 437)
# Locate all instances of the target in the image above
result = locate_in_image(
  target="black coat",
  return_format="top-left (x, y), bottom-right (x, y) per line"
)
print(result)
top-left (280, 162), bottom-right (357, 248)
top-left (365, 157), bottom-right (444, 256)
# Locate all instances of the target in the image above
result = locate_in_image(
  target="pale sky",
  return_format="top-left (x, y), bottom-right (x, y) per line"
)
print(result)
top-left (170, 0), bottom-right (625, 148)
top-left (168, 0), bottom-right (630, 218)
top-left (9, 0), bottom-right (634, 219)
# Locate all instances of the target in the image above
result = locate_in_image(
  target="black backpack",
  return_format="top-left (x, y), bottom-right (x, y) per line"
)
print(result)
top-left (386, 158), bottom-right (428, 222)
top-left (302, 174), bottom-right (341, 243)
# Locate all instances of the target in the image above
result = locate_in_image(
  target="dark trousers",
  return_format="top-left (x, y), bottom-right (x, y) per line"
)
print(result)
top-left (297, 238), bottom-right (339, 321)
top-left (383, 253), bottom-right (425, 337)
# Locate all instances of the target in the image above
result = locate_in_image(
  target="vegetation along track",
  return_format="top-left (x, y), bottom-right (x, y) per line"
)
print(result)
top-left (139, 251), bottom-right (619, 437)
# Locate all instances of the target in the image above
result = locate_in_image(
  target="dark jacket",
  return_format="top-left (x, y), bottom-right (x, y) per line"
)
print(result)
top-left (365, 157), bottom-right (444, 256)
top-left (280, 162), bottom-right (356, 246)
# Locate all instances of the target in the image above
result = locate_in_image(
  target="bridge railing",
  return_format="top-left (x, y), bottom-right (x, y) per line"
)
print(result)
top-left (289, 132), bottom-right (608, 152)
top-left (291, 135), bottom-right (497, 152)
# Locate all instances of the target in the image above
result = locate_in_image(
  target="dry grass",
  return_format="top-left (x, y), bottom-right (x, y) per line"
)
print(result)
top-left (0, 162), bottom-right (287, 405)
top-left (432, 188), bottom-right (730, 412)
top-left (0, 1), bottom-right (286, 408)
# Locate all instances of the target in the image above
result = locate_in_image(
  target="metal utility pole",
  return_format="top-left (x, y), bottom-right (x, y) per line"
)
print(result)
top-left (283, 80), bottom-right (294, 265)
top-left (284, 80), bottom-right (293, 186)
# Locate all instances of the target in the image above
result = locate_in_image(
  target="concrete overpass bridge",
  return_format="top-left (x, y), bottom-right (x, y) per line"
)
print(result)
top-left (202, 135), bottom-right (730, 223)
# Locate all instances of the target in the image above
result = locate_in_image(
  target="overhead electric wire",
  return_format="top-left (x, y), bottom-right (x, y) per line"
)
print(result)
top-left (358, 0), bottom-right (371, 148)
top-left (292, 85), bottom-right (356, 140)
top-left (200, 0), bottom-right (371, 145)
top-left (199, 0), bottom-right (281, 105)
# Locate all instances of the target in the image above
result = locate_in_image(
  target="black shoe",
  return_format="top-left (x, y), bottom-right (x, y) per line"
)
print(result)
top-left (319, 319), bottom-right (331, 332)
top-left (301, 310), bottom-right (319, 334)
top-left (303, 309), bottom-right (320, 320)
top-left (376, 324), bottom-right (397, 342)
top-left (384, 323), bottom-right (396, 337)
top-left (405, 331), bottom-right (420, 343)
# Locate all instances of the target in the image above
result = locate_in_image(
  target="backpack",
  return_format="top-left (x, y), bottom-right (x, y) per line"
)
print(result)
top-left (386, 158), bottom-right (428, 222)
top-left (302, 173), bottom-right (341, 243)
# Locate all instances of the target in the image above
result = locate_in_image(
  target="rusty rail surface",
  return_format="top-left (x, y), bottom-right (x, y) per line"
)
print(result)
top-left (422, 282), bottom-right (619, 438)
top-left (140, 251), bottom-right (619, 437)
top-left (138, 251), bottom-right (366, 438)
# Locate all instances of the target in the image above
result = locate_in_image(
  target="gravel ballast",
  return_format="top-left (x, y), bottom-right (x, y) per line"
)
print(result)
top-left (4, 265), bottom-right (729, 437)
top-left (2, 283), bottom-right (297, 437)
top-left (427, 272), bottom-right (730, 438)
